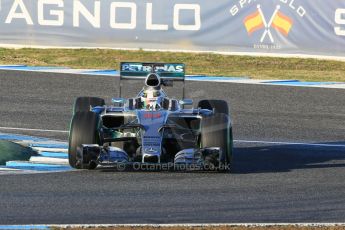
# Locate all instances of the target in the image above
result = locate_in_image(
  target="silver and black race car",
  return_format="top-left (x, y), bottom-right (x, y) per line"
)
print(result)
top-left (68, 62), bottom-right (233, 171)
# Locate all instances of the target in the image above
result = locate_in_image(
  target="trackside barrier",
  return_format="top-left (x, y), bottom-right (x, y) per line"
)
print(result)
top-left (0, 0), bottom-right (345, 57)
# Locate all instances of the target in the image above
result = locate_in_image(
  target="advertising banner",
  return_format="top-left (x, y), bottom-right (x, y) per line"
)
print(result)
top-left (0, 0), bottom-right (345, 57)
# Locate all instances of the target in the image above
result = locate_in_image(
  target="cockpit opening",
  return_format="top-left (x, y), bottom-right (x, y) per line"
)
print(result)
top-left (145, 73), bottom-right (161, 87)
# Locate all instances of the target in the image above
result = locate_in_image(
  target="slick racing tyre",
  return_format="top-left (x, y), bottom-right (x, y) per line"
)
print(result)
top-left (74, 97), bottom-right (105, 113)
top-left (201, 113), bottom-right (233, 172)
top-left (68, 111), bottom-right (101, 169)
top-left (198, 99), bottom-right (229, 115)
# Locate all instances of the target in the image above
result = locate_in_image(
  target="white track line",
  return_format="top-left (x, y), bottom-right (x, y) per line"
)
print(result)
top-left (32, 147), bottom-right (68, 152)
top-left (1, 126), bottom-right (344, 148)
top-left (0, 167), bottom-right (21, 171)
top-left (29, 156), bottom-right (69, 164)
top-left (0, 127), bottom-right (68, 133)
top-left (13, 223), bottom-right (345, 228)
top-left (234, 140), bottom-right (345, 147)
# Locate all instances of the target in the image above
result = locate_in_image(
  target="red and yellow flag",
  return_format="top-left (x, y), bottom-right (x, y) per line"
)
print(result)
top-left (272, 11), bottom-right (293, 36)
top-left (243, 10), bottom-right (264, 35)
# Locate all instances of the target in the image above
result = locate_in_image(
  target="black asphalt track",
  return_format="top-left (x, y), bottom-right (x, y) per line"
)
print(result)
top-left (0, 70), bottom-right (344, 224)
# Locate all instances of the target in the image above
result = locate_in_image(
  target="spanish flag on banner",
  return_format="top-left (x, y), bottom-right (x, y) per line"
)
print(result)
top-left (272, 11), bottom-right (293, 36)
top-left (243, 10), bottom-right (264, 35)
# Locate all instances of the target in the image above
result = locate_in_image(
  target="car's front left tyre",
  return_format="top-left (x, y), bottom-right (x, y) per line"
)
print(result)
top-left (198, 99), bottom-right (229, 115)
top-left (201, 113), bottom-right (233, 172)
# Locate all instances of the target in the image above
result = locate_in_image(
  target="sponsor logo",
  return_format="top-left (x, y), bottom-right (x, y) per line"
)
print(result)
top-left (144, 147), bottom-right (157, 153)
top-left (3, 0), bottom-right (201, 31)
top-left (230, 0), bottom-right (306, 49)
top-left (243, 5), bottom-right (293, 43)
top-left (335, 9), bottom-right (345, 36)
top-left (154, 65), bottom-right (184, 73)
top-left (143, 113), bottom-right (162, 119)
top-left (121, 63), bottom-right (184, 73)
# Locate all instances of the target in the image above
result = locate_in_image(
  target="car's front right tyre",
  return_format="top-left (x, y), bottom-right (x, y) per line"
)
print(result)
top-left (74, 97), bottom-right (105, 114)
top-left (68, 111), bottom-right (101, 169)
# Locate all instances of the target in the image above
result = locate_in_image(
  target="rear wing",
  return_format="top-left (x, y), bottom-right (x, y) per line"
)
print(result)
top-left (120, 62), bottom-right (185, 81)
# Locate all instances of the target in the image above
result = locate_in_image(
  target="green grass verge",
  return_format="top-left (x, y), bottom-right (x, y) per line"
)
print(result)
top-left (0, 140), bottom-right (35, 165)
top-left (1, 48), bottom-right (345, 82)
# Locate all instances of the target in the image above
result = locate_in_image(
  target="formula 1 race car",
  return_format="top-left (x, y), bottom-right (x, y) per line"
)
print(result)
top-left (68, 62), bottom-right (233, 171)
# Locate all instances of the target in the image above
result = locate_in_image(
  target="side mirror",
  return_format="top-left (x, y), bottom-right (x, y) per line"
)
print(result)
top-left (112, 98), bottom-right (126, 105)
top-left (179, 99), bottom-right (193, 106)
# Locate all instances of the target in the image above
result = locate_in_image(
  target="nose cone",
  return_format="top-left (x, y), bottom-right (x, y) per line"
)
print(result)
top-left (145, 73), bottom-right (161, 87)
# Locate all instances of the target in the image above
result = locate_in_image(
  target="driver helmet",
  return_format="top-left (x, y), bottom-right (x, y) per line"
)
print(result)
top-left (141, 88), bottom-right (163, 110)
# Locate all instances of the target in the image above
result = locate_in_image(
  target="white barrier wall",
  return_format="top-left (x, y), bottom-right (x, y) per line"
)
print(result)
top-left (0, 0), bottom-right (345, 57)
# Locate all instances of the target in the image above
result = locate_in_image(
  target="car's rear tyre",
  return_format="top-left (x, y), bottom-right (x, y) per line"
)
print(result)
top-left (68, 111), bottom-right (101, 169)
top-left (198, 99), bottom-right (229, 115)
top-left (201, 113), bottom-right (233, 172)
top-left (74, 97), bottom-right (105, 113)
